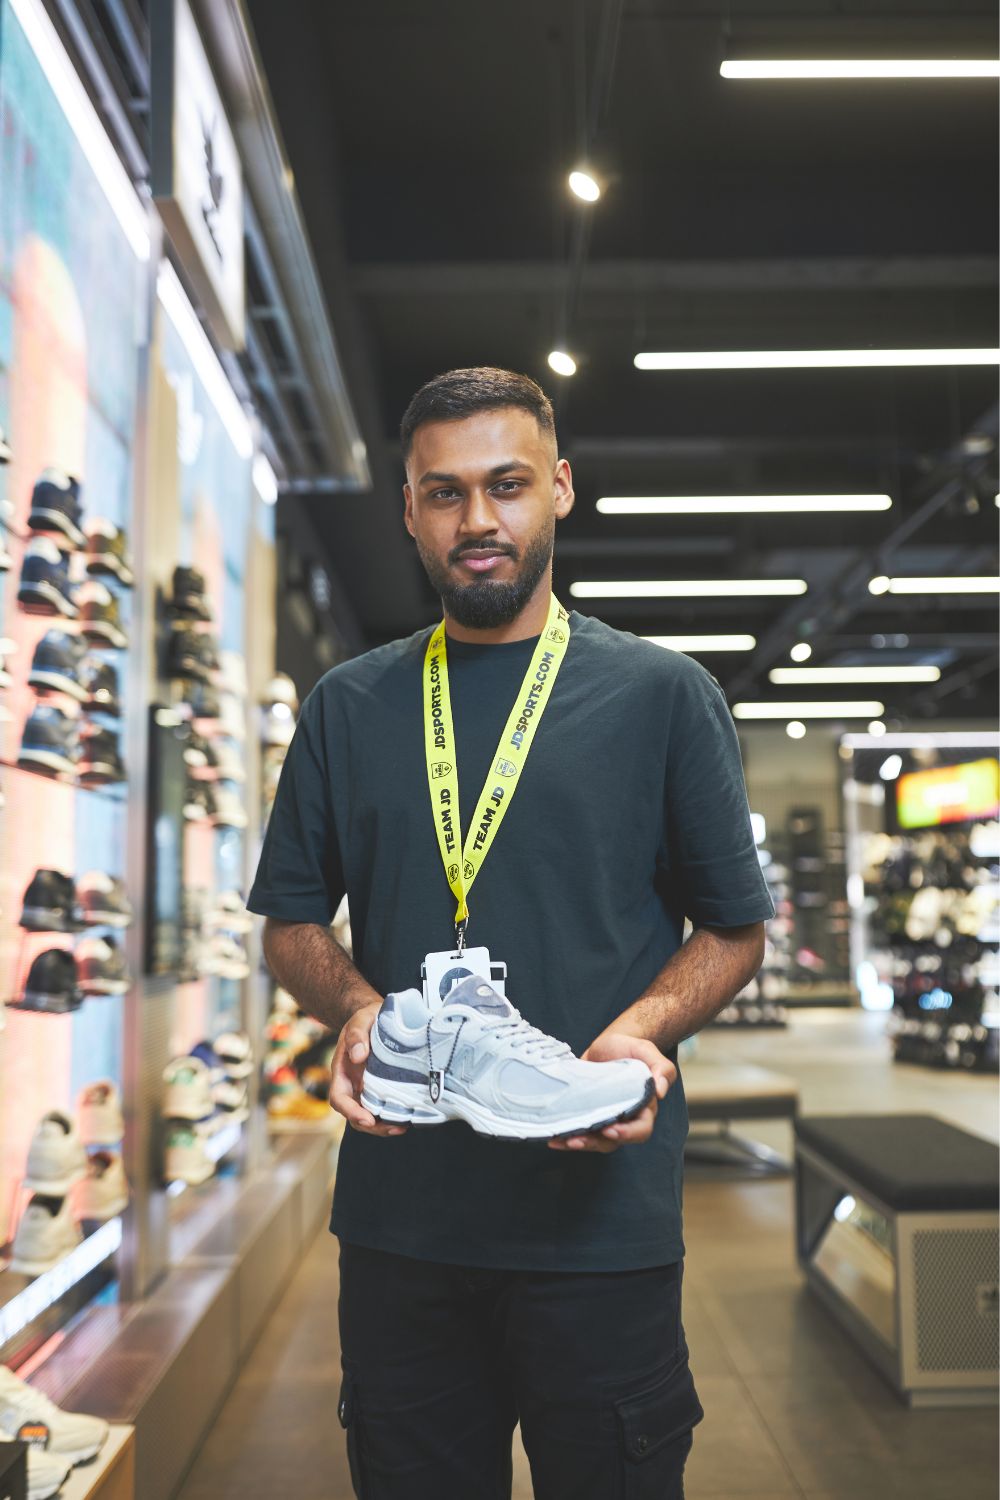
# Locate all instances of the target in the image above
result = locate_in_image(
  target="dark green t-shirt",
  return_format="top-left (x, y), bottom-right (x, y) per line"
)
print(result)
top-left (248, 613), bottom-right (773, 1271)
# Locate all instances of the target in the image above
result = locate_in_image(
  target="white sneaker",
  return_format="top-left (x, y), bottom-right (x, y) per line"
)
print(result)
top-left (9, 1196), bottom-right (82, 1276)
top-left (209, 787), bottom-right (248, 830)
top-left (164, 1123), bottom-right (214, 1185)
top-left (212, 743), bottom-right (245, 783)
top-left (77, 1080), bottom-right (124, 1146)
top-left (213, 1029), bottom-right (253, 1078)
top-left (203, 935), bottom-right (249, 980)
top-left (163, 1057), bottom-right (214, 1121)
top-left (362, 976), bottom-right (654, 1141)
top-left (76, 1151), bottom-right (129, 1221)
top-left (207, 891), bottom-right (252, 935)
top-left (0, 1432), bottom-right (71, 1499)
top-left (217, 694), bottom-right (246, 743)
top-left (23, 1114), bottom-right (87, 1195)
top-left (0, 1365), bottom-right (108, 1467)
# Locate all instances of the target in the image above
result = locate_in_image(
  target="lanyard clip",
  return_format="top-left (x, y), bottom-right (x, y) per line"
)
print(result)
top-left (455, 917), bottom-right (468, 957)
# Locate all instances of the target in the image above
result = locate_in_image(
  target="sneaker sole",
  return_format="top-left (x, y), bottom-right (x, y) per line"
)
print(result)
top-left (78, 909), bottom-right (131, 927)
top-left (28, 669), bottom-right (88, 701)
top-left (20, 907), bottom-right (75, 932)
top-left (18, 749), bottom-right (77, 776)
top-left (28, 511), bottom-right (86, 548)
top-left (18, 583), bottom-right (78, 617)
top-left (360, 1074), bottom-right (656, 1141)
top-left (86, 558), bottom-right (134, 587)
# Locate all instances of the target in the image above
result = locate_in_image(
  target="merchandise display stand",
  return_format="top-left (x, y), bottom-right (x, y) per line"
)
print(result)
top-left (60, 1426), bottom-right (133, 1500)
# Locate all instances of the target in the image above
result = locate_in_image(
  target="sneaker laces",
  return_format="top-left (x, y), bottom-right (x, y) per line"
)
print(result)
top-left (483, 1012), bottom-right (573, 1061)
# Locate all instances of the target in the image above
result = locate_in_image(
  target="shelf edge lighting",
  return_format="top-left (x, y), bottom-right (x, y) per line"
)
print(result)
top-left (0, 1218), bottom-right (123, 1348)
top-left (721, 60), bottom-right (1000, 80)
top-left (769, 666), bottom-right (941, 685)
top-left (643, 634), bottom-right (757, 652)
top-left (570, 579), bottom-right (807, 598)
top-left (732, 700), bottom-right (884, 719)
top-left (870, 575), bottom-right (1000, 594)
top-left (634, 348), bottom-right (1000, 371)
top-left (9, 0), bottom-right (150, 261)
top-left (157, 264), bottom-right (254, 460)
top-left (597, 494), bottom-right (892, 514)
top-left (252, 453), bottom-right (279, 505)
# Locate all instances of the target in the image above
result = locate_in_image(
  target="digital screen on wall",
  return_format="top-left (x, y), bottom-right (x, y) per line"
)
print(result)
top-left (145, 707), bottom-right (187, 975)
top-left (896, 758), bottom-right (1000, 830)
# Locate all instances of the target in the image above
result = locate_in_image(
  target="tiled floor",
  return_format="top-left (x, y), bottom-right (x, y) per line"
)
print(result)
top-left (177, 1010), bottom-right (998, 1499)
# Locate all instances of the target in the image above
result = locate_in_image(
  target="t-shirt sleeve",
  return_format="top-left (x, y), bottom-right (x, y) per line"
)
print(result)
top-left (662, 660), bottom-right (774, 927)
top-left (247, 686), bottom-right (346, 925)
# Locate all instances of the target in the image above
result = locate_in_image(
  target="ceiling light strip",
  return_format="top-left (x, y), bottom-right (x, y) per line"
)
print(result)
top-left (877, 576), bottom-right (1000, 594)
top-left (570, 579), bottom-right (807, 598)
top-left (721, 60), bottom-right (1000, 80)
top-left (769, 666), bottom-right (941, 684)
top-left (733, 700), bottom-right (885, 719)
top-left (634, 348), bottom-right (1000, 371)
top-left (597, 495), bottom-right (892, 514)
top-left (644, 635), bottom-right (757, 652)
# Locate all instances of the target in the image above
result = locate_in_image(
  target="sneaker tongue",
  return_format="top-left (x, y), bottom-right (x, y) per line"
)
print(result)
top-left (446, 974), bottom-right (514, 1017)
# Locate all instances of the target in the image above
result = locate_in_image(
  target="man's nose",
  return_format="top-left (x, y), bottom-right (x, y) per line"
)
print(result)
top-left (458, 488), bottom-right (498, 534)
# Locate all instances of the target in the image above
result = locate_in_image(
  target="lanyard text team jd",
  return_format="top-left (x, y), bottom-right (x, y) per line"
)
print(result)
top-left (422, 594), bottom-right (571, 951)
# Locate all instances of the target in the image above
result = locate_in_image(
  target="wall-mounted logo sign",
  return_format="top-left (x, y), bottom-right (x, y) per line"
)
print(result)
top-left (151, 0), bottom-right (245, 350)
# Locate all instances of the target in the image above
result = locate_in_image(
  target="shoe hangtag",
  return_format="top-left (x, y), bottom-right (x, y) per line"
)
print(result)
top-left (422, 946), bottom-right (496, 1009)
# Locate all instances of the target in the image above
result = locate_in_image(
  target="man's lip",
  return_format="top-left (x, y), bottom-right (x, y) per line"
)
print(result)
top-left (458, 553), bottom-right (508, 572)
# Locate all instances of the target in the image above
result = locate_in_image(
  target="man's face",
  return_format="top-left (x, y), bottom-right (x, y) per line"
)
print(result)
top-left (403, 408), bottom-right (574, 629)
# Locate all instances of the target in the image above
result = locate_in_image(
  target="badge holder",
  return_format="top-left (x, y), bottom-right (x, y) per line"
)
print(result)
top-left (421, 945), bottom-right (508, 1010)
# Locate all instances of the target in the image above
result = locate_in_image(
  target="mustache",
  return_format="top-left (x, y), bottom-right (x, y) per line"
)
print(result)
top-left (449, 542), bottom-right (518, 564)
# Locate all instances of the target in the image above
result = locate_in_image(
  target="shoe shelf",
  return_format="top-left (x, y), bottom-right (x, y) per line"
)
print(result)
top-left (60, 1423), bottom-right (134, 1500)
top-left (0, 1219), bottom-right (121, 1368)
top-left (0, 758), bottom-right (127, 801)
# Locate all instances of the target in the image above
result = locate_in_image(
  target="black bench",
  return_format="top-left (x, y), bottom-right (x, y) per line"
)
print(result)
top-left (795, 1114), bottom-right (999, 1406)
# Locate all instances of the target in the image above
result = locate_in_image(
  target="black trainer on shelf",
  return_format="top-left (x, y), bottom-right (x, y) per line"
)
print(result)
top-left (27, 469), bottom-right (85, 548)
top-left (21, 869), bottom-right (79, 932)
top-left (18, 537), bottom-right (78, 617)
top-left (183, 780), bottom-right (211, 822)
top-left (167, 627), bottom-right (211, 682)
top-left (0, 428), bottom-right (11, 463)
top-left (15, 948), bottom-right (82, 1013)
top-left (85, 518), bottom-right (134, 586)
top-left (28, 629), bottom-right (89, 700)
top-left (0, 506), bottom-right (10, 571)
top-left (76, 581), bottom-right (127, 648)
top-left (0, 637), bottom-right (14, 690)
top-left (76, 935), bottom-right (130, 996)
top-left (188, 682), bottom-right (222, 725)
top-left (18, 703), bottom-right (80, 776)
top-left (78, 725), bottom-right (126, 785)
top-left (77, 871), bottom-right (133, 927)
top-left (183, 729), bottom-right (210, 768)
top-left (168, 565), bottom-right (212, 621)
top-left (81, 657), bottom-right (121, 716)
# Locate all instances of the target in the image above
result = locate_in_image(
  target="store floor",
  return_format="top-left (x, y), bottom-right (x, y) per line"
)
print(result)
top-left (176, 1011), bottom-right (998, 1500)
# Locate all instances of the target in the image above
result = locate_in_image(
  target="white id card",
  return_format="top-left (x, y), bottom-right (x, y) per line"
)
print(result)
top-left (421, 946), bottom-right (508, 1009)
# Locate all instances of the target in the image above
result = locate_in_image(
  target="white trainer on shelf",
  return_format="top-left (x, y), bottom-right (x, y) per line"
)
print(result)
top-left (23, 1113), bottom-right (87, 1195)
top-left (162, 1057), bottom-right (214, 1122)
top-left (77, 1080), bottom-right (124, 1146)
top-left (0, 1432), bottom-right (71, 1500)
top-left (9, 1195), bottom-right (82, 1276)
top-left (76, 1151), bottom-right (129, 1221)
top-left (0, 1364), bottom-right (108, 1467)
top-left (164, 1122), bottom-right (214, 1186)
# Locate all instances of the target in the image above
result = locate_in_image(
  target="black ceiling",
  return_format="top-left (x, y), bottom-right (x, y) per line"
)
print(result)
top-left (247, 0), bottom-right (999, 724)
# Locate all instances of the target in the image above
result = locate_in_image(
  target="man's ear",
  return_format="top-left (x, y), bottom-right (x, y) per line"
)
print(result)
top-left (554, 458), bottom-right (575, 521)
top-left (403, 483), bottom-right (415, 538)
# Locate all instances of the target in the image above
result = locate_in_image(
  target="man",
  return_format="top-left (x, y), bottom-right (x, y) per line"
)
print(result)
top-left (249, 367), bottom-right (772, 1499)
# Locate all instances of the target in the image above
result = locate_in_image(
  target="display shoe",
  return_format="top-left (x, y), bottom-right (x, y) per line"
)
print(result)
top-left (168, 565), bottom-right (212, 621)
top-left (76, 935), bottom-right (130, 996)
top-left (213, 742), bottom-right (245, 783)
top-left (0, 1365), bottom-right (108, 1466)
top-left (77, 1080), bottom-right (125, 1146)
top-left (212, 1077), bottom-right (249, 1122)
top-left (189, 1041), bottom-right (222, 1080)
top-left (214, 1029), bottom-right (254, 1078)
top-left (18, 539), bottom-right (77, 618)
top-left (77, 725), bottom-right (125, 785)
top-left (0, 428), bottom-right (11, 463)
top-left (84, 518), bottom-right (133, 586)
top-left (266, 1066), bottom-right (333, 1128)
top-left (262, 700), bottom-right (295, 748)
top-left (166, 627), bottom-right (210, 682)
top-left (76, 1151), bottom-right (129, 1221)
top-left (76, 871), bottom-right (132, 927)
top-left (27, 630), bottom-right (88, 701)
top-left (210, 786), bottom-right (248, 830)
top-left (20, 871), bottom-right (79, 933)
top-left (163, 1057), bottom-right (214, 1122)
top-left (263, 672), bottom-right (299, 716)
top-left (0, 1432), bottom-right (72, 1500)
top-left (0, 638), bottom-right (15, 691)
top-left (207, 891), bottom-right (252, 935)
top-left (182, 780), bottom-right (211, 822)
top-left (164, 1123), bottom-right (214, 1185)
top-left (0, 533), bottom-right (11, 572)
top-left (24, 1112), bottom-right (88, 1195)
top-left (362, 976), bottom-right (655, 1141)
top-left (195, 633), bottom-right (220, 681)
top-left (27, 470), bottom-right (85, 549)
top-left (188, 736), bottom-right (219, 780)
top-left (217, 694), bottom-right (246, 743)
top-left (74, 581), bottom-right (127, 648)
top-left (18, 704), bottom-right (79, 777)
top-left (218, 650), bottom-right (248, 699)
top-left (13, 950), bottom-right (81, 1014)
top-left (80, 657), bottom-right (120, 717)
top-left (8, 1194), bottom-right (82, 1276)
top-left (203, 935), bottom-right (250, 980)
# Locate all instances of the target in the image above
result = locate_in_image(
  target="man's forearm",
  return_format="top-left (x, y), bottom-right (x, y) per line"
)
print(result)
top-left (262, 917), bottom-right (381, 1035)
top-left (600, 923), bottom-right (765, 1053)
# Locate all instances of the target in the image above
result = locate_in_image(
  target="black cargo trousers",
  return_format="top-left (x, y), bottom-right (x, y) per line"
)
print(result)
top-left (337, 1242), bottom-right (703, 1499)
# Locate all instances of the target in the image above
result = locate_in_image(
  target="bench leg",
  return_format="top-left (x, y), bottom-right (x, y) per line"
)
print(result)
top-left (685, 1122), bottom-right (791, 1178)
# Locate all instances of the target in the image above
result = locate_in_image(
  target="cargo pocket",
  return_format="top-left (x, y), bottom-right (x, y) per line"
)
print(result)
top-left (338, 1368), bottom-right (368, 1499)
top-left (613, 1352), bottom-right (704, 1498)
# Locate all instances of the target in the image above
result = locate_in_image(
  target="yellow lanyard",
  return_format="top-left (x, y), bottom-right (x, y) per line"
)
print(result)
top-left (423, 593), bottom-right (571, 949)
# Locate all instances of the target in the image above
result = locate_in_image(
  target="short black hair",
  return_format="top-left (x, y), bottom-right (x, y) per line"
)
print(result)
top-left (400, 367), bottom-right (556, 460)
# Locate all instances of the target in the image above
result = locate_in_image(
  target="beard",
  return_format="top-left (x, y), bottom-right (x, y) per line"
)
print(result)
top-left (416, 520), bottom-right (555, 630)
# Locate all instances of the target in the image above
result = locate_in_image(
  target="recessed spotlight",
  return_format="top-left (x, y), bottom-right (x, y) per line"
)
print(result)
top-left (868, 720), bottom-right (887, 736)
top-left (547, 350), bottom-right (577, 377)
top-left (786, 721), bottom-right (807, 739)
top-left (879, 754), bottom-right (903, 781)
top-left (568, 169), bottom-right (601, 202)
top-left (790, 642), bottom-right (812, 662)
top-left (868, 575), bottom-right (891, 595)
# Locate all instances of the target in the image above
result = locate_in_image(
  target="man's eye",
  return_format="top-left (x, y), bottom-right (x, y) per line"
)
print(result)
top-left (431, 489), bottom-right (460, 501)
top-left (492, 481), bottom-right (522, 495)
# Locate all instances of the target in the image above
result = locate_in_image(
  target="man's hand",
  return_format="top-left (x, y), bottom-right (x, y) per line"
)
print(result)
top-left (547, 1032), bottom-right (676, 1155)
top-left (329, 1000), bottom-right (409, 1138)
